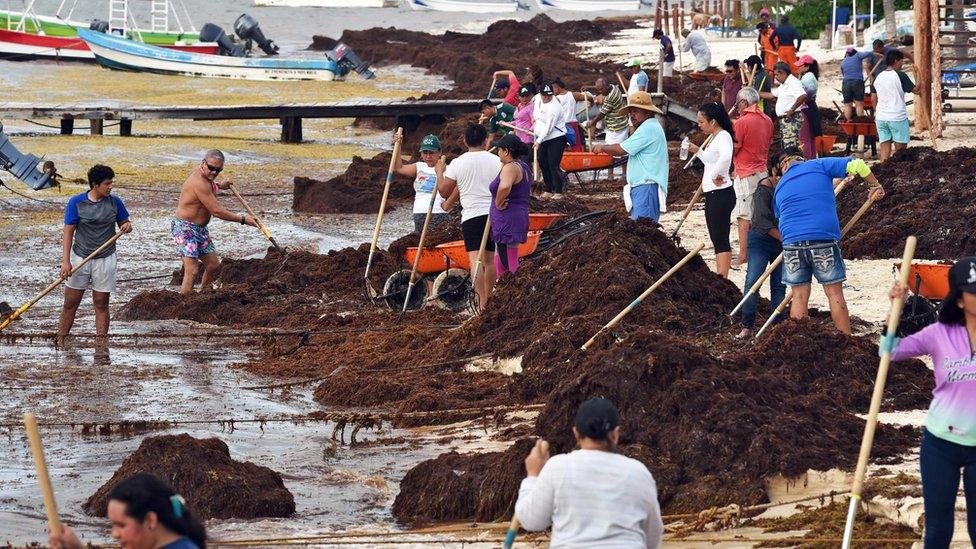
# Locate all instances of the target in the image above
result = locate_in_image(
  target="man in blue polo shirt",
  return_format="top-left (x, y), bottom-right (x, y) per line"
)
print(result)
top-left (59, 164), bottom-right (132, 339)
top-left (772, 149), bottom-right (884, 335)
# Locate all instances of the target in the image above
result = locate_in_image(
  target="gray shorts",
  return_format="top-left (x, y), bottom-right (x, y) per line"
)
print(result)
top-left (65, 251), bottom-right (117, 293)
top-left (732, 172), bottom-right (767, 220)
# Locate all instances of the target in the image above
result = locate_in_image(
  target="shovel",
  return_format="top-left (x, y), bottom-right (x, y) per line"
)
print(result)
top-left (582, 243), bottom-right (704, 351)
top-left (229, 185), bottom-right (282, 252)
top-left (0, 230), bottom-right (124, 332)
top-left (470, 217), bottom-right (493, 313)
top-left (364, 127), bottom-right (404, 300)
top-left (841, 237), bottom-right (917, 548)
top-left (400, 179), bottom-right (442, 315)
top-left (24, 413), bottom-right (62, 542)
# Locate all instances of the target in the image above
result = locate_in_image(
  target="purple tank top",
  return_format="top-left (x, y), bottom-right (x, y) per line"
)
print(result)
top-left (489, 160), bottom-right (531, 245)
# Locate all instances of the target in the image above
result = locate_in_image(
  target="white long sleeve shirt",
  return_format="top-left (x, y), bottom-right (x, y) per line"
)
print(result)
top-left (697, 130), bottom-right (733, 193)
top-left (514, 449), bottom-right (663, 549)
top-left (533, 98), bottom-right (566, 143)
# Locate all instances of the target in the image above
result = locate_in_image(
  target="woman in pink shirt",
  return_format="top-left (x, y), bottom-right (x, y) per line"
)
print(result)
top-left (513, 84), bottom-right (536, 151)
top-left (888, 256), bottom-right (976, 548)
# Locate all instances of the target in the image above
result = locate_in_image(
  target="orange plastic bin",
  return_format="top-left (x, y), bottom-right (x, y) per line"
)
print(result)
top-left (528, 212), bottom-right (565, 231)
top-left (560, 152), bottom-right (614, 172)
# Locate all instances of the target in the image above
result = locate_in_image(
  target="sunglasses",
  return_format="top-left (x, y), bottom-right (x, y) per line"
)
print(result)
top-left (204, 162), bottom-right (223, 174)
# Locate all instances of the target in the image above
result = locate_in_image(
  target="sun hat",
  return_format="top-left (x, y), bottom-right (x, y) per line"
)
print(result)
top-left (618, 90), bottom-right (663, 115)
top-left (419, 134), bottom-right (441, 152)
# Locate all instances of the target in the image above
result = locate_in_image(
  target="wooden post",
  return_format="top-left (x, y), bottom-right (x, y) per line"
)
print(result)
top-left (90, 119), bottom-right (104, 136)
top-left (654, 0), bottom-right (662, 31)
top-left (913, 0), bottom-right (931, 133)
top-left (59, 119), bottom-right (74, 135)
top-left (931, 0), bottom-right (944, 140)
top-left (280, 116), bottom-right (302, 143)
top-left (120, 118), bottom-right (133, 137)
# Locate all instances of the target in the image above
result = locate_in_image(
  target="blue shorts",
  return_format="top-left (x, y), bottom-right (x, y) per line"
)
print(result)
top-left (782, 240), bottom-right (847, 286)
top-left (630, 183), bottom-right (661, 222)
top-left (875, 118), bottom-right (910, 144)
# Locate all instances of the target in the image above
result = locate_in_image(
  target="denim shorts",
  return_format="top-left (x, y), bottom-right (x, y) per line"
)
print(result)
top-left (782, 240), bottom-right (847, 286)
top-left (876, 118), bottom-right (910, 144)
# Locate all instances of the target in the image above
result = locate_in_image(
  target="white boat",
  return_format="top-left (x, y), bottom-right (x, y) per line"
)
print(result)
top-left (536, 0), bottom-right (640, 11)
top-left (78, 28), bottom-right (340, 81)
top-left (254, 0), bottom-right (394, 7)
top-left (409, 0), bottom-right (519, 13)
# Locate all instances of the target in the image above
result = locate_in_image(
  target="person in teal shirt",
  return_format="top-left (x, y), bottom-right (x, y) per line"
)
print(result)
top-left (592, 91), bottom-right (668, 221)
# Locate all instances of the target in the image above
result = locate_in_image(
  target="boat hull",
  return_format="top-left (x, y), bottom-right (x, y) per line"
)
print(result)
top-left (0, 9), bottom-right (201, 44)
top-left (536, 0), bottom-right (639, 10)
top-left (0, 28), bottom-right (217, 62)
top-left (409, 0), bottom-right (518, 12)
top-left (254, 0), bottom-right (390, 6)
top-left (79, 29), bottom-right (338, 81)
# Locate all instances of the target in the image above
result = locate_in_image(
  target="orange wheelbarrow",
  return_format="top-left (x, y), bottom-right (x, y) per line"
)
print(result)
top-left (892, 260), bottom-right (952, 336)
top-left (380, 211), bottom-right (607, 311)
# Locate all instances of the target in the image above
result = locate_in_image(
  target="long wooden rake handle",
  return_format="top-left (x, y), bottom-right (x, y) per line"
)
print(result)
top-left (841, 236), bottom-right (917, 549)
top-left (230, 186), bottom-right (280, 251)
top-left (364, 127), bottom-right (404, 291)
top-left (582, 243), bottom-right (705, 351)
top-left (24, 413), bottom-right (61, 540)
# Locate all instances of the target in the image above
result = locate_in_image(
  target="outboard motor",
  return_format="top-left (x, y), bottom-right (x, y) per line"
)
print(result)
top-left (327, 43), bottom-right (375, 80)
top-left (234, 14), bottom-right (278, 56)
top-left (89, 19), bottom-right (109, 33)
top-left (199, 23), bottom-right (245, 57)
top-left (0, 123), bottom-right (55, 190)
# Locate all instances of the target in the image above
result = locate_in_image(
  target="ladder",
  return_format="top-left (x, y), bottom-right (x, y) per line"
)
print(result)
top-left (150, 0), bottom-right (169, 33)
top-left (108, 0), bottom-right (128, 36)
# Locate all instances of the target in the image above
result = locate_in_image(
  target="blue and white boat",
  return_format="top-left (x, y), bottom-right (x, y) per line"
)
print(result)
top-left (408, 0), bottom-right (518, 13)
top-left (77, 28), bottom-right (341, 81)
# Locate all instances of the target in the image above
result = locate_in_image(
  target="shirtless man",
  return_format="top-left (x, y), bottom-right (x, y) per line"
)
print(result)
top-left (172, 150), bottom-right (256, 295)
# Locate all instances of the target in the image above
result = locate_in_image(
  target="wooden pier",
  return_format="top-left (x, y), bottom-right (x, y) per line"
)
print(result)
top-left (0, 99), bottom-right (484, 143)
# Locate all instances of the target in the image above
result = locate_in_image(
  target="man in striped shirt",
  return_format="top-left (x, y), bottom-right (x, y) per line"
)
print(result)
top-left (584, 78), bottom-right (630, 181)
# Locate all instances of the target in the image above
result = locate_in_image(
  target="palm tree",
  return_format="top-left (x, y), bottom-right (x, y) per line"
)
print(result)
top-left (883, 0), bottom-right (896, 41)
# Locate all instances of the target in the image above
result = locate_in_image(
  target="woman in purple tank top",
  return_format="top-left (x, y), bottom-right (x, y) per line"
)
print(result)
top-left (489, 134), bottom-right (532, 276)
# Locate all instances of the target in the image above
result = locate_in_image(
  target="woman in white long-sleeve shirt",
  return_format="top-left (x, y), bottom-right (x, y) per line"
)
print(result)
top-left (533, 82), bottom-right (569, 199)
top-left (514, 398), bottom-right (663, 549)
top-left (688, 102), bottom-right (736, 278)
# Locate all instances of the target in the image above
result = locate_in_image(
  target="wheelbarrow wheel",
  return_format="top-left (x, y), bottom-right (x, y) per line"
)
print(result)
top-left (382, 270), bottom-right (427, 311)
top-left (431, 268), bottom-right (473, 311)
top-left (898, 294), bottom-right (939, 337)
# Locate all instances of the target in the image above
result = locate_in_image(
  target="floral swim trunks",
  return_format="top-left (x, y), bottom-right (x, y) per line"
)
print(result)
top-left (171, 218), bottom-right (216, 258)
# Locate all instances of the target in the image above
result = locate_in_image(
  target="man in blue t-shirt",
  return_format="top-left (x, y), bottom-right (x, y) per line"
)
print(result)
top-left (592, 91), bottom-right (668, 221)
top-left (772, 149), bottom-right (884, 335)
top-left (839, 47), bottom-right (879, 118)
top-left (59, 164), bottom-right (132, 339)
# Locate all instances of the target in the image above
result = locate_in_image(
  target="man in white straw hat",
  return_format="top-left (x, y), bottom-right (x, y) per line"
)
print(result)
top-left (592, 91), bottom-right (668, 221)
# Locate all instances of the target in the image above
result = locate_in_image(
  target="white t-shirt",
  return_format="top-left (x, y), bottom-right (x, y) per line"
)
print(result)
top-left (412, 161), bottom-right (445, 214)
top-left (443, 150), bottom-right (501, 222)
top-left (771, 74), bottom-right (807, 117)
top-left (874, 70), bottom-right (908, 122)
top-left (558, 91), bottom-right (578, 126)
top-left (697, 130), bottom-right (733, 193)
top-left (515, 449), bottom-right (663, 549)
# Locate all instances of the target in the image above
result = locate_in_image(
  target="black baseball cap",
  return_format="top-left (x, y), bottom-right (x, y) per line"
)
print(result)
top-left (949, 257), bottom-right (976, 293)
top-left (518, 85), bottom-right (532, 96)
top-left (574, 398), bottom-right (620, 440)
top-left (491, 133), bottom-right (527, 156)
top-left (541, 83), bottom-right (555, 96)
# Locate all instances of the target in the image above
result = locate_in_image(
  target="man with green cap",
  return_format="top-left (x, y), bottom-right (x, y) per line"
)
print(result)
top-left (625, 58), bottom-right (649, 95)
top-left (393, 133), bottom-right (452, 233)
top-left (479, 99), bottom-right (516, 138)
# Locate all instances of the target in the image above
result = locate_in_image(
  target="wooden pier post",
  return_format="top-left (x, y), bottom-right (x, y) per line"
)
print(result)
top-left (59, 119), bottom-right (74, 135)
top-left (120, 118), bottom-right (133, 137)
top-left (90, 119), bottom-right (104, 136)
top-left (281, 116), bottom-right (302, 143)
